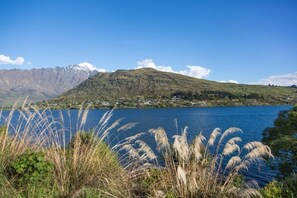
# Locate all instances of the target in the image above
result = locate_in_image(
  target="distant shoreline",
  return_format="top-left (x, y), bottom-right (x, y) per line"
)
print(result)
top-left (2, 102), bottom-right (294, 111)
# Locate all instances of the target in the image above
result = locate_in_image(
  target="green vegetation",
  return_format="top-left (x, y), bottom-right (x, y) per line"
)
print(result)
top-left (260, 180), bottom-right (282, 198)
top-left (0, 104), bottom-right (137, 197)
top-left (262, 105), bottom-right (297, 178)
top-left (43, 68), bottom-right (297, 109)
top-left (261, 105), bottom-right (297, 197)
top-left (8, 151), bottom-right (54, 197)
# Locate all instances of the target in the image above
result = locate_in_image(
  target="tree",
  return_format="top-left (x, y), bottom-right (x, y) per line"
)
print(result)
top-left (262, 106), bottom-right (297, 178)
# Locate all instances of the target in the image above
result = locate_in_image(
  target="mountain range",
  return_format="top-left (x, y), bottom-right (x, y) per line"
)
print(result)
top-left (47, 68), bottom-right (297, 109)
top-left (0, 64), bottom-right (99, 106)
top-left (1, 66), bottom-right (296, 108)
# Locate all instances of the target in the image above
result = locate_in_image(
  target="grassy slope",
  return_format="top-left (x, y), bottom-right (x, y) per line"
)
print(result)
top-left (49, 68), bottom-right (297, 108)
top-left (0, 89), bottom-right (52, 107)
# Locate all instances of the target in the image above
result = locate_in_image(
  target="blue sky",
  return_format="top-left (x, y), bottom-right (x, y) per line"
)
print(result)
top-left (0, 0), bottom-right (296, 85)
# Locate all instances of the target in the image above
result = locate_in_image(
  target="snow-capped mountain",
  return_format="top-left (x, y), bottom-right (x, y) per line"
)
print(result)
top-left (69, 62), bottom-right (106, 72)
top-left (0, 65), bottom-right (102, 106)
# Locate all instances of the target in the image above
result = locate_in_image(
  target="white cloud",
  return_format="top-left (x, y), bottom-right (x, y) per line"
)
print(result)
top-left (0, 54), bottom-right (25, 65)
top-left (27, 61), bottom-right (32, 65)
top-left (219, 80), bottom-right (239, 84)
top-left (257, 72), bottom-right (297, 86)
top-left (136, 59), bottom-right (174, 72)
top-left (78, 62), bottom-right (106, 72)
top-left (136, 59), bottom-right (211, 79)
top-left (179, 65), bottom-right (211, 79)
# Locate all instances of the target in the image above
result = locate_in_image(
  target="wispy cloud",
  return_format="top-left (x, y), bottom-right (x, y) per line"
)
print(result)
top-left (179, 65), bottom-right (211, 79)
top-left (136, 59), bottom-right (211, 79)
top-left (219, 80), bottom-right (239, 84)
top-left (0, 54), bottom-right (25, 65)
top-left (27, 61), bottom-right (32, 65)
top-left (257, 72), bottom-right (297, 86)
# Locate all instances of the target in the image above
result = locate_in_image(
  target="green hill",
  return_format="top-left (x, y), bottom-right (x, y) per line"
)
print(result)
top-left (46, 68), bottom-right (297, 108)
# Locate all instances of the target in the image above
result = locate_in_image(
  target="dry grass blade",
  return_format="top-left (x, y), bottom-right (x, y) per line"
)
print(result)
top-left (79, 108), bottom-right (89, 130)
top-left (112, 132), bottom-right (145, 150)
top-left (120, 144), bottom-right (140, 159)
top-left (117, 122), bottom-right (138, 132)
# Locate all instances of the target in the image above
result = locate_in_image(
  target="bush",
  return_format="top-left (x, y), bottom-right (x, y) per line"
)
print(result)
top-left (261, 180), bottom-right (282, 198)
top-left (262, 106), bottom-right (297, 178)
top-left (6, 151), bottom-right (55, 197)
top-left (8, 151), bottom-right (53, 189)
top-left (281, 174), bottom-right (297, 197)
top-left (261, 175), bottom-right (297, 198)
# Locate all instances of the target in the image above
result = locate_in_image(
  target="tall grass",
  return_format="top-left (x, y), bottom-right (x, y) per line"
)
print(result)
top-left (0, 101), bottom-right (150, 197)
top-left (147, 127), bottom-right (273, 197)
top-left (0, 100), bottom-right (274, 197)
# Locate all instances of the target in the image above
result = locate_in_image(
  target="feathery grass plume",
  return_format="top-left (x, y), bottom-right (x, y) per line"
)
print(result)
top-left (173, 134), bottom-right (189, 162)
top-left (190, 132), bottom-right (206, 161)
top-left (222, 137), bottom-right (241, 156)
top-left (117, 122), bottom-right (139, 132)
top-left (112, 132), bottom-right (145, 150)
top-left (149, 127), bottom-right (171, 153)
top-left (225, 156), bottom-right (242, 171)
top-left (177, 165), bottom-right (187, 186)
top-left (136, 140), bottom-right (157, 161)
top-left (217, 127), bottom-right (243, 153)
top-left (147, 125), bottom-right (273, 197)
top-left (207, 127), bottom-right (221, 146)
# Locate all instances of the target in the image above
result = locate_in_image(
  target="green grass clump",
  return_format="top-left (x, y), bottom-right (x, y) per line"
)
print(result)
top-left (50, 131), bottom-right (130, 197)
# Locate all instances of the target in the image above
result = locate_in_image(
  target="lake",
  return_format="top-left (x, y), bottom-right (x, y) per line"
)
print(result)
top-left (0, 105), bottom-right (292, 187)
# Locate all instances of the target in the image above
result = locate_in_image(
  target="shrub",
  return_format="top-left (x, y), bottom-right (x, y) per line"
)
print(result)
top-left (9, 151), bottom-right (53, 187)
top-left (262, 106), bottom-right (297, 178)
top-left (7, 151), bottom-right (54, 197)
top-left (281, 174), bottom-right (297, 197)
top-left (261, 180), bottom-right (282, 198)
top-left (261, 175), bottom-right (297, 198)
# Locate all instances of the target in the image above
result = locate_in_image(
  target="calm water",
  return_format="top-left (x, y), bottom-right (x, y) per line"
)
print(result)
top-left (0, 105), bottom-right (292, 186)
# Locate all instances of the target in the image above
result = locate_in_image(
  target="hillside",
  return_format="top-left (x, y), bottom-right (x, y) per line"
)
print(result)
top-left (47, 68), bottom-right (297, 108)
top-left (0, 65), bottom-right (99, 106)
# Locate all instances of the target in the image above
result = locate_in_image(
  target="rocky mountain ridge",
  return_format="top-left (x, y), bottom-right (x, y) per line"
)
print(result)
top-left (0, 64), bottom-right (99, 106)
